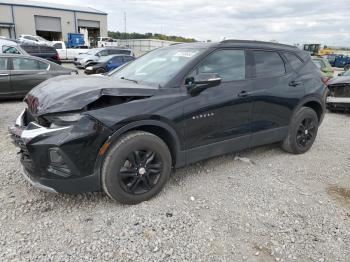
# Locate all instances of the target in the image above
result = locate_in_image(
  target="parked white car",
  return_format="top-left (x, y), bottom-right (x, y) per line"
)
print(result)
top-left (51, 41), bottom-right (89, 61)
top-left (18, 35), bottom-right (51, 46)
top-left (74, 47), bottom-right (133, 68)
top-left (97, 37), bottom-right (118, 48)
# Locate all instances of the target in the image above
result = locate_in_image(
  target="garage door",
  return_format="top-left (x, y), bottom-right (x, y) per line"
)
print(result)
top-left (35, 16), bottom-right (61, 32)
top-left (78, 19), bottom-right (100, 28)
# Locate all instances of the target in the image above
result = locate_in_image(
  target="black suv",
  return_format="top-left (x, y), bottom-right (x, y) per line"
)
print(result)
top-left (20, 44), bottom-right (61, 64)
top-left (10, 40), bottom-right (326, 204)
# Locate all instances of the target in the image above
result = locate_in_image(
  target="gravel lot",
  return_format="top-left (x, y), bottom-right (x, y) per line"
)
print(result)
top-left (0, 100), bottom-right (349, 262)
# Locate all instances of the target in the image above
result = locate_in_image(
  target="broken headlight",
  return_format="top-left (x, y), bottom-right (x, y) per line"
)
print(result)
top-left (44, 113), bottom-right (84, 128)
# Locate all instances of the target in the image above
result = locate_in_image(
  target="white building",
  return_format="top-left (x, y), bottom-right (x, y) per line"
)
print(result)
top-left (0, 0), bottom-right (107, 44)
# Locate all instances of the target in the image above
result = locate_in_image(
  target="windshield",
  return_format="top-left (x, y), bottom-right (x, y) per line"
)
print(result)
top-left (110, 47), bottom-right (204, 87)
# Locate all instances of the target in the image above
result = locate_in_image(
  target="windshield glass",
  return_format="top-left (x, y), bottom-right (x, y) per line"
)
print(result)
top-left (110, 47), bottom-right (204, 87)
top-left (312, 59), bottom-right (323, 69)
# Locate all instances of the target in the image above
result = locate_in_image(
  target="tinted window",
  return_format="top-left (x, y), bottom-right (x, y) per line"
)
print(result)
top-left (123, 56), bottom-right (134, 62)
top-left (20, 45), bottom-right (40, 53)
top-left (40, 46), bottom-right (56, 53)
top-left (2, 45), bottom-right (20, 54)
top-left (254, 51), bottom-right (286, 78)
top-left (12, 58), bottom-right (49, 70)
top-left (53, 43), bottom-right (63, 49)
top-left (284, 53), bottom-right (304, 71)
top-left (111, 57), bottom-right (123, 63)
top-left (194, 49), bottom-right (246, 81)
top-left (0, 57), bottom-right (8, 70)
top-left (24, 36), bottom-right (38, 41)
top-left (109, 49), bottom-right (131, 55)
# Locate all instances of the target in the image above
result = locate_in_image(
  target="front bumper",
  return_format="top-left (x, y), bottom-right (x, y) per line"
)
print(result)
top-left (326, 97), bottom-right (350, 111)
top-left (9, 109), bottom-right (111, 193)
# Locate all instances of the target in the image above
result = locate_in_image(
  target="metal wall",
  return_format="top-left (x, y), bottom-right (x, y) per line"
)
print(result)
top-left (117, 39), bottom-right (177, 56)
top-left (0, 4), bottom-right (107, 41)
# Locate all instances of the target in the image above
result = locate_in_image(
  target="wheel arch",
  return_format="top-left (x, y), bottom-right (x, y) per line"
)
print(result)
top-left (100, 120), bottom-right (185, 169)
top-left (294, 95), bottom-right (325, 124)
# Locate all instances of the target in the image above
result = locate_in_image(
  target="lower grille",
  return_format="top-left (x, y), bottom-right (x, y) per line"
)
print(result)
top-left (329, 84), bottom-right (350, 98)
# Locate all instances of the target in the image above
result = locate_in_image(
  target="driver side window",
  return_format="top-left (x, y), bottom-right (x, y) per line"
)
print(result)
top-left (190, 49), bottom-right (246, 82)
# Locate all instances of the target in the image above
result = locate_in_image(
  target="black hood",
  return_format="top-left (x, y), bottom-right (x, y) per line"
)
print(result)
top-left (25, 75), bottom-right (159, 115)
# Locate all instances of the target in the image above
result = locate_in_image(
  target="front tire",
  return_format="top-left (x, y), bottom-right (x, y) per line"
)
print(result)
top-left (102, 131), bottom-right (172, 204)
top-left (96, 68), bottom-right (106, 74)
top-left (281, 107), bottom-right (319, 154)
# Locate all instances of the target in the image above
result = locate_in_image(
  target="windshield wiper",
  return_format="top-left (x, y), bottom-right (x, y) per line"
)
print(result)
top-left (121, 77), bottom-right (138, 84)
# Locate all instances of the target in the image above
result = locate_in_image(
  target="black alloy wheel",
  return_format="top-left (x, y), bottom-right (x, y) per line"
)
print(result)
top-left (102, 131), bottom-right (172, 204)
top-left (281, 107), bottom-right (319, 154)
top-left (296, 117), bottom-right (317, 148)
top-left (119, 150), bottom-right (162, 195)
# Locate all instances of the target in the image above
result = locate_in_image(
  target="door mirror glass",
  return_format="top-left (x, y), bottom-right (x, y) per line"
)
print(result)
top-left (186, 73), bottom-right (222, 95)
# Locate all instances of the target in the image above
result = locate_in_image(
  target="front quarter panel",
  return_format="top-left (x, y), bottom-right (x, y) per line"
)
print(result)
top-left (87, 90), bottom-right (187, 148)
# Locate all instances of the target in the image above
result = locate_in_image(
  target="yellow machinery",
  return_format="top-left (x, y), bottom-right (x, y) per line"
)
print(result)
top-left (303, 44), bottom-right (334, 56)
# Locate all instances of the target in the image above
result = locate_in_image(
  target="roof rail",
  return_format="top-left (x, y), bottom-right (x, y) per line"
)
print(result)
top-left (220, 39), bottom-right (297, 48)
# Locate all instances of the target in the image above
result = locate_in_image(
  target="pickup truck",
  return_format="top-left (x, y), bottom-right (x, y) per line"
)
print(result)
top-left (52, 41), bottom-right (89, 61)
top-left (326, 54), bottom-right (350, 71)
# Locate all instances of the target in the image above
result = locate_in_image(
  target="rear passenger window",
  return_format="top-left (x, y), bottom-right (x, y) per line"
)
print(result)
top-left (284, 53), bottom-right (304, 71)
top-left (194, 49), bottom-right (246, 82)
top-left (253, 51), bottom-right (286, 78)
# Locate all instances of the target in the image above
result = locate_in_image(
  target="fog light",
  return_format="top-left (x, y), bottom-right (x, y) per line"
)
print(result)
top-left (49, 148), bottom-right (63, 164)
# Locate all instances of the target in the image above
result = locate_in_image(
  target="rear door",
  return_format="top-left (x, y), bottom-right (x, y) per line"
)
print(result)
top-left (0, 57), bottom-right (11, 97)
top-left (10, 57), bottom-right (51, 96)
top-left (249, 50), bottom-right (304, 146)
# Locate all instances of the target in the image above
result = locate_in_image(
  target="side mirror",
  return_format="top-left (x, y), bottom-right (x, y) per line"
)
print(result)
top-left (186, 73), bottom-right (222, 95)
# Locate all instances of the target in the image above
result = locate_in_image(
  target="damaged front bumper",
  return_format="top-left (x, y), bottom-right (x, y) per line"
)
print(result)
top-left (9, 109), bottom-right (111, 193)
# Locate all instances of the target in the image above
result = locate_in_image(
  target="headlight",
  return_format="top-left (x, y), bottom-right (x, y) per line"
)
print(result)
top-left (86, 66), bottom-right (93, 71)
top-left (44, 113), bottom-right (84, 127)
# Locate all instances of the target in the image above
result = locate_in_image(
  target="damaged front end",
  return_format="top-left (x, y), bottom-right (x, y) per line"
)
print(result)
top-left (327, 83), bottom-right (350, 111)
top-left (9, 107), bottom-right (112, 193)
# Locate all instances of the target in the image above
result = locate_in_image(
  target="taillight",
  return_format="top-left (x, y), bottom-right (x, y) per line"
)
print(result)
top-left (321, 76), bottom-right (331, 85)
top-left (54, 53), bottom-right (61, 61)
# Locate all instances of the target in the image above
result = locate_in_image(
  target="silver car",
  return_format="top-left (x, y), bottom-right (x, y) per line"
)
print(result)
top-left (73, 48), bottom-right (132, 68)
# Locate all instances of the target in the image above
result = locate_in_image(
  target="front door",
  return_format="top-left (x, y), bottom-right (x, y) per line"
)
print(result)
top-left (10, 57), bottom-right (50, 96)
top-left (183, 49), bottom-right (253, 163)
top-left (0, 57), bottom-right (11, 97)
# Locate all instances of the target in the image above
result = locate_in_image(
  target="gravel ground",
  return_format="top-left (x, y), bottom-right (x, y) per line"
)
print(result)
top-left (0, 101), bottom-right (349, 262)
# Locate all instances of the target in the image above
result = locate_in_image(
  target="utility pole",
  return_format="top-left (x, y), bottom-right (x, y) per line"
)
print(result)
top-left (124, 12), bottom-right (127, 39)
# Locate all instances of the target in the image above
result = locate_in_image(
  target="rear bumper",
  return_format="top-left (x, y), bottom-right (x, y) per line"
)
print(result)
top-left (326, 97), bottom-right (350, 110)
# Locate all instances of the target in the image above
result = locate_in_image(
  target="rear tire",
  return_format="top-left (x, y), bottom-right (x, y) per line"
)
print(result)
top-left (344, 64), bottom-right (350, 71)
top-left (281, 107), bottom-right (319, 154)
top-left (102, 131), bottom-right (172, 204)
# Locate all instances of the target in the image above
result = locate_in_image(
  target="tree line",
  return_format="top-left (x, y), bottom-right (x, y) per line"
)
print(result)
top-left (108, 31), bottom-right (197, 43)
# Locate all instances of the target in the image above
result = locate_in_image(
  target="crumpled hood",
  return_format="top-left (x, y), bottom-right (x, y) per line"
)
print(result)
top-left (328, 76), bottom-right (350, 85)
top-left (25, 75), bottom-right (159, 115)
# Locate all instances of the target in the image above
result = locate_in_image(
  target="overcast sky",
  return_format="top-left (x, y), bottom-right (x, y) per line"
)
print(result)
top-left (36, 0), bottom-right (350, 46)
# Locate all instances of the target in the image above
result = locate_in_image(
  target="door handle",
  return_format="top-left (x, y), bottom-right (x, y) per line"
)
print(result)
top-left (289, 80), bottom-right (302, 87)
top-left (237, 90), bottom-right (250, 97)
top-left (0, 73), bottom-right (9, 76)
